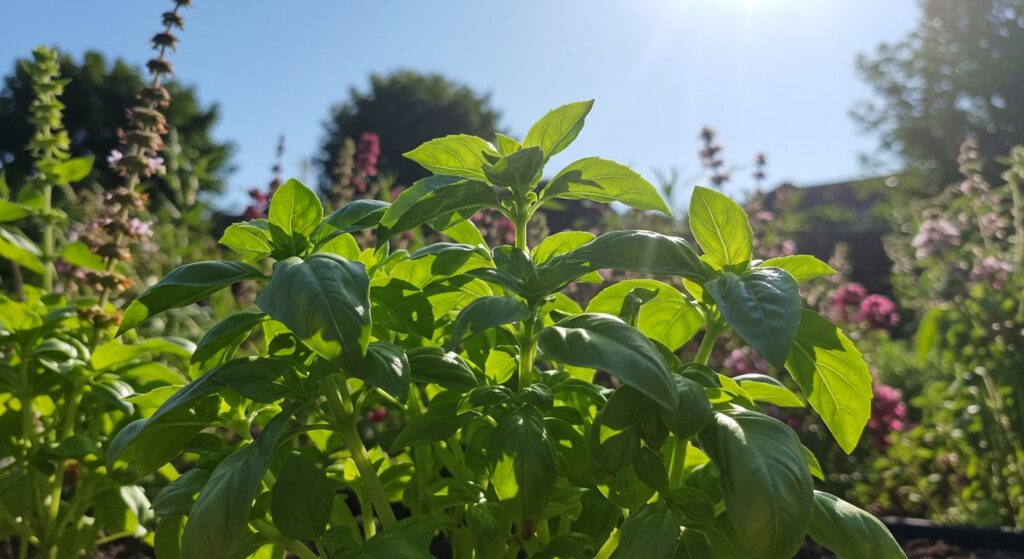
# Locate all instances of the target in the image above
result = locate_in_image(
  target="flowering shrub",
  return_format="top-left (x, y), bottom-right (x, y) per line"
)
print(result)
top-left (111, 101), bottom-right (905, 559)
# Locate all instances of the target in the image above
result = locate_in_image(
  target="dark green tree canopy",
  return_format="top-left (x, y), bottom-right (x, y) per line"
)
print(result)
top-left (318, 70), bottom-right (501, 188)
top-left (0, 50), bottom-right (232, 197)
top-left (853, 0), bottom-right (1024, 188)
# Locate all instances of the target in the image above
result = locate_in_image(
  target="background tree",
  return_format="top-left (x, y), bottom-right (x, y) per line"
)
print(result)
top-left (318, 70), bottom-right (501, 188)
top-left (853, 0), bottom-right (1024, 190)
top-left (0, 50), bottom-right (232, 201)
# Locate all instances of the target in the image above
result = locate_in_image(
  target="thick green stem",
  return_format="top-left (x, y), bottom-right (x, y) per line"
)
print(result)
top-left (694, 327), bottom-right (721, 366)
top-left (517, 315), bottom-right (537, 390)
top-left (325, 376), bottom-right (397, 528)
top-left (41, 184), bottom-right (54, 292)
top-left (594, 527), bottom-right (621, 559)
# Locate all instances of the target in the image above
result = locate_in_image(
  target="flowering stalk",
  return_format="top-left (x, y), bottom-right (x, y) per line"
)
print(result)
top-left (25, 47), bottom-right (71, 292)
top-left (87, 0), bottom-right (191, 326)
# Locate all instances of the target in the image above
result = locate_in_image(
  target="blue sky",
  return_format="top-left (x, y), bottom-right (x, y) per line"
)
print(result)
top-left (2, 1), bottom-right (919, 211)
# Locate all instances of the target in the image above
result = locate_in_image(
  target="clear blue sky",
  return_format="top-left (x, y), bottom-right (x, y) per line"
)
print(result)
top-left (2, 0), bottom-right (918, 211)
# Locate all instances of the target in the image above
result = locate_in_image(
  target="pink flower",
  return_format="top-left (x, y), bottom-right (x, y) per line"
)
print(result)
top-left (970, 256), bottom-right (1012, 288)
top-left (126, 218), bottom-right (154, 239)
top-left (912, 218), bottom-right (961, 259)
top-left (856, 294), bottom-right (900, 330)
top-left (831, 283), bottom-right (867, 321)
top-left (106, 149), bottom-right (123, 170)
top-left (723, 347), bottom-right (769, 375)
top-left (355, 132), bottom-right (380, 177)
top-left (867, 382), bottom-right (909, 449)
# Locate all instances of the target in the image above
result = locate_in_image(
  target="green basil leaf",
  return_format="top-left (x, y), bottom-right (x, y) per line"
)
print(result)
top-left (541, 157), bottom-right (670, 214)
top-left (494, 133), bottom-right (522, 156)
top-left (0, 200), bottom-right (33, 222)
top-left (688, 185), bottom-right (753, 269)
top-left (51, 155), bottom-right (94, 183)
top-left (267, 178), bottom-right (324, 253)
top-left (586, 279), bottom-right (702, 350)
top-left (119, 261), bottom-right (265, 335)
top-left (153, 514), bottom-right (185, 559)
top-left (482, 147), bottom-right (544, 194)
top-left (809, 491), bottom-right (906, 559)
top-left (659, 375), bottom-right (712, 439)
top-left (588, 386), bottom-right (644, 472)
top-left (735, 374), bottom-right (805, 408)
top-left (219, 220), bottom-right (273, 260)
top-left (271, 453), bottom-right (334, 540)
top-left (705, 268), bottom-right (800, 368)
top-left (378, 175), bottom-right (496, 242)
top-left (360, 341), bottom-right (411, 401)
top-left (523, 100), bottom-right (594, 159)
top-left (759, 255), bottom-right (835, 282)
top-left (0, 226), bottom-right (44, 274)
top-left (489, 407), bottom-right (557, 520)
top-left (564, 230), bottom-right (705, 282)
top-left (406, 347), bottom-right (479, 393)
top-left (349, 516), bottom-right (440, 558)
top-left (403, 134), bottom-right (498, 180)
top-left (370, 278), bottom-right (435, 339)
top-left (191, 312), bottom-right (266, 369)
top-left (698, 410), bottom-right (813, 559)
top-left (785, 310), bottom-right (872, 454)
top-left (531, 231), bottom-right (595, 264)
top-left (60, 240), bottom-right (106, 271)
top-left (181, 408), bottom-right (293, 559)
top-left (449, 296), bottom-right (531, 347)
top-left (313, 199), bottom-right (390, 244)
top-left (538, 313), bottom-right (677, 410)
top-left (609, 502), bottom-right (679, 559)
top-left (256, 255), bottom-right (371, 365)
top-left (391, 394), bottom-right (477, 449)
top-left (153, 469), bottom-right (210, 517)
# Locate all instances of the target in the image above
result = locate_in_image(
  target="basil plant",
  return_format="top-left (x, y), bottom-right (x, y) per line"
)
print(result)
top-left (112, 101), bottom-right (905, 559)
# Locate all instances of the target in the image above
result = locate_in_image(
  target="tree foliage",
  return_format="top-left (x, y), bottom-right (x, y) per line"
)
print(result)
top-left (854, 0), bottom-right (1024, 188)
top-left (0, 50), bottom-right (232, 198)
top-left (318, 70), bottom-right (501, 188)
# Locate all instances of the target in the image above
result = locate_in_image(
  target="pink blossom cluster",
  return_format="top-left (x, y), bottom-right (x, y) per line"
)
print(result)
top-left (912, 218), bottom-right (961, 259)
top-left (970, 255), bottom-right (1013, 288)
top-left (723, 346), bottom-right (770, 375)
top-left (867, 383), bottom-right (909, 449)
top-left (830, 282), bottom-right (899, 330)
top-left (244, 188), bottom-right (271, 219)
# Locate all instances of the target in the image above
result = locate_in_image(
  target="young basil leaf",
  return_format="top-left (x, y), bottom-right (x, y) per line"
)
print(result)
top-left (0, 227), bottom-right (45, 274)
top-left (586, 279), bottom-right (702, 350)
top-left (271, 453), bottom-right (334, 540)
top-left (390, 394), bottom-right (479, 450)
top-left (118, 261), bottom-right (265, 336)
top-left (378, 175), bottom-right (496, 242)
top-left (704, 268), bottom-right (800, 368)
top-left (256, 255), bottom-right (371, 365)
top-left (494, 133), bottom-right (522, 156)
top-left (785, 310), bottom-right (872, 454)
top-left (370, 278), bottom-right (435, 339)
top-left (609, 502), bottom-right (679, 559)
top-left (449, 296), bottom-right (531, 347)
top-left (531, 231), bottom-right (595, 264)
top-left (406, 346), bottom-right (479, 393)
top-left (51, 155), bottom-right (94, 183)
top-left (359, 341), bottom-right (411, 401)
top-left (659, 375), bottom-right (712, 439)
top-left (181, 408), bottom-right (294, 559)
top-left (538, 313), bottom-right (677, 410)
top-left (191, 311), bottom-right (266, 369)
top-left (698, 410), bottom-right (813, 559)
top-left (540, 158), bottom-right (671, 214)
top-left (735, 374), bottom-right (805, 408)
top-left (107, 357), bottom-right (288, 470)
top-left (482, 147), bottom-right (544, 195)
top-left (219, 220), bottom-right (273, 260)
top-left (688, 185), bottom-right (753, 269)
top-left (809, 491), bottom-right (907, 559)
top-left (759, 254), bottom-right (836, 282)
top-left (564, 230), bottom-right (705, 282)
top-left (0, 200), bottom-right (33, 222)
top-left (403, 134), bottom-right (498, 180)
top-left (313, 199), bottom-right (390, 245)
top-left (267, 178), bottom-right (324, 254)
top-left (489, 407), bottom-right (557, 520)
top-left (153, 469), bottom-right (211, 517)
top-left (523, 100), bottom-right (594, 159)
